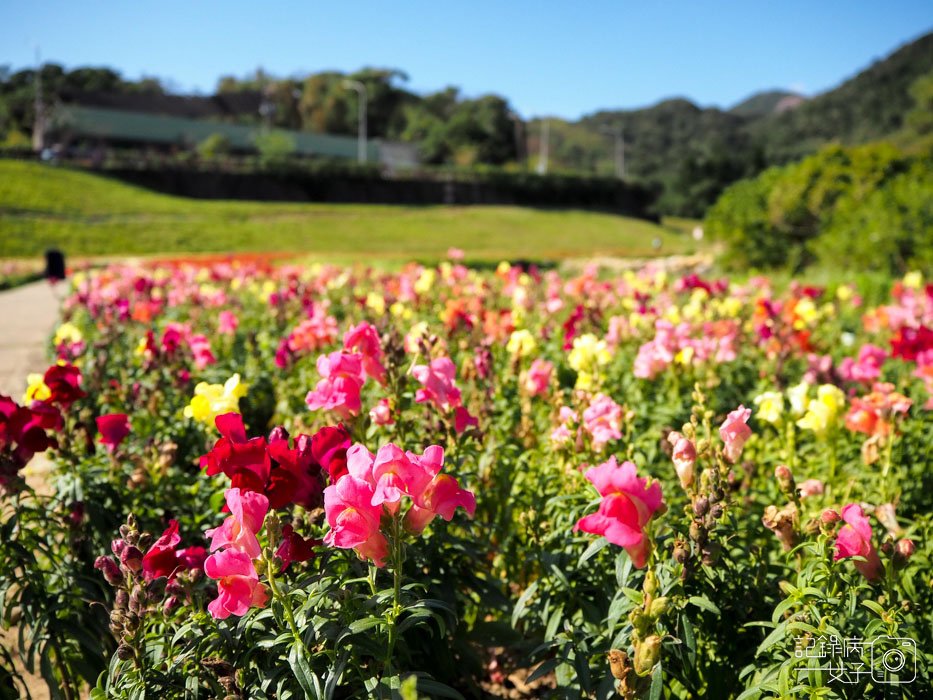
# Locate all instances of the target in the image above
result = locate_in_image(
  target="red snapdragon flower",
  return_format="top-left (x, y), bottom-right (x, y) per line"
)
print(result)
top-left (574, 457), bottom-right (664, 568)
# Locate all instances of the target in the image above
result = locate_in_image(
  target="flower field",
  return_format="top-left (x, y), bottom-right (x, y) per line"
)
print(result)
top-left (2, 258), bottom-right (932, 699)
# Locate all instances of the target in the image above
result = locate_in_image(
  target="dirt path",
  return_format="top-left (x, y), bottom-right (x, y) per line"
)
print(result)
top-left (0, 279), bottom-right (61, 700)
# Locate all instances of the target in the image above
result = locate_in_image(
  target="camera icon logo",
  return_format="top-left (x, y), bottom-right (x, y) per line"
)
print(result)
top-left (870, 636), bottom-right (916, 684)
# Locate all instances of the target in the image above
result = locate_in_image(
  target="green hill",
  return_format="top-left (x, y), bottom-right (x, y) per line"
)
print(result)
top-left (531, 32), bottom-right (933, 216)
top-left (729, 90), bottom-right (803, 117)
top-left (0, 160), bottom-right (695, 260)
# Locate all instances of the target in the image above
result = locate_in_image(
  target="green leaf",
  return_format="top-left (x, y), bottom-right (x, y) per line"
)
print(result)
top-left (578, 537), bottom-right (609, 566)
top-left (649, 663), bottom-right (663, 700)
top-left (288, 642), bottom-right (322, 700)
top-left (861, 600), bottom-right (886, 617)
top-left (687, 596), bottom-right (720, 615)
top-left (511, 581), bottom-right (538, 627)
top-left (755, 623), bottom-right (787, 657)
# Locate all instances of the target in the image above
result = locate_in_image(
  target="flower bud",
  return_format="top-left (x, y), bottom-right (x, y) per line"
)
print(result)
top-left (268, 425), bottom-right (289, 443)
top-left (608, 649), bottom-right (629, 680)
top-left (94, 555), bottom-right (123, 586)
top-left (774, 465), bottom-right (795, 495)
top-left (120, 546), bottom-right (143, 573)
top-left (820, 509), bottom-right (841, 524)
top-left (693, 497), bottom-right (709, 517)
top-left (111, 539), bottom-right (126, 556)
top-left (710, 503), bottom-right (724, 520)
top-left (643, 570), bottom-right (658, 598)
top-left (137, 532), bottom-right (153, 551)
top-left (634, 635), bottom-right (661, 676)
top-left (895, 538), bottom-right (915, 564)
top-left (162, 596), bottom-right (178, 616)
top-left (648, 596), bottom-right (669, 619)
top-left (673, 542), bottom-right (690, 564)
top-left (116, 643), bottom-right (135, 661)
top-left (115, 590), bottom-right (129, 610)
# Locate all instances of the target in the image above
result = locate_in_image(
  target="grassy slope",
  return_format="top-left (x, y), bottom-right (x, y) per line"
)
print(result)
top-left (0, 161), bottom-right (696, 261)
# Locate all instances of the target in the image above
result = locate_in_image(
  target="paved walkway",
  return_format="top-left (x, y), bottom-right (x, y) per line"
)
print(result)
top-left (0, 280), bottom-right (62, 700)
top-left (0, 280), bottom-right (61, 397)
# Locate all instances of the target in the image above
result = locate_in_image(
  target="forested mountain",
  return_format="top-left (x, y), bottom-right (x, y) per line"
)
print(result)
top-left (1, 31), bottom-right (930, 215)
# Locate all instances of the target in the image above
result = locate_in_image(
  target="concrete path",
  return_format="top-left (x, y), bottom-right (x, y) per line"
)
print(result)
top-left (0, 280), bottom-right (61, 397)
top-left (0, 280), bottom-right (62, 700)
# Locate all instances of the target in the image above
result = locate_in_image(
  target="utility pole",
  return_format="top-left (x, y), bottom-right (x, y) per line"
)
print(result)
top-left (600, 124), bottom-right (625, 179)
top-left (33, 45), bottom-right (45, 152)
top-left (536, 118), bottom-right (549, 175)
top-left (507, 111), bottom-right (525, 169)
top-left (342, 79), bottom-right (368, 164)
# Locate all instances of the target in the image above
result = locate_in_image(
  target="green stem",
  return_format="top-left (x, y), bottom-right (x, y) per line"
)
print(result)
top-left (266, 557), bottom-right (304, 651)
top-left (384, 515), bottom-right (404, 674)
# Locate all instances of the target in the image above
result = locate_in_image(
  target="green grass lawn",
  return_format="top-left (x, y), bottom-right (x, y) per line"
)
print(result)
top-left (0, 160), bottom-right (699, 261)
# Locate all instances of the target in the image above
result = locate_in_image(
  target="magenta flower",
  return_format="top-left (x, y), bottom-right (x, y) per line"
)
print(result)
top-left (218, 310), bottom-right (239, 335)
top-left (96, 413), bottom-right (130, 452)
top-left (719, 405), bottom-right (752, 463)
top-left (405, 473), bottom-right (477, 534)
top-left (522, 359), bottom-right (553, 397)
top-left (412, 357), bottom-right (462, 411)
top-left (142, 520), bottom-right (182, 580)
top-left (322, 473), bottom-right (388, 565)
top-left (204, 549), bottom-right (269, 619)
top-left (582, 393), bottom-right (623, 451)
top-left (205, 488), bottom-right (269, 559)
top-left (833, 503), bottom-right (883, 581)
top-left (305, 351), bottom-right (365, 419)
top-left (574, 457), bottom-right (664, 568)
top-left (369, 398), bottom-right (394, 426)
top-left (343, 322), bottom-right (387, 385)
top-left (454, 406), bottom-right (479, 434)
top-left (369, 444), bottom-right (434, 507)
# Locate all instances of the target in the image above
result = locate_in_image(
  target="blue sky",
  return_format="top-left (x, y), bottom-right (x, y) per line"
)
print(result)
top-left (2, 1), bottom-right (931, 119)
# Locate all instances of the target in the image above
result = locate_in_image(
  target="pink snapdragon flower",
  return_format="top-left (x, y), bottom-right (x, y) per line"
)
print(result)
top-left (305, 351), bottom-right (365, 419)
top-left (369, 398), bottom-right (394, 425)
top-left (582, 393), bottom-right (623, 451)
top-left (323, 442), bottom-right (474, 566)
top-left (667, 431), bottom-right (696, 489)
top-left (522, 359), bottom-right (553, 397)
top-left (343, 322), bottom-right (387, 385)
top-left (205, 488), bottom-right (270, 560)
top-left (96, 413), bottom-right (130, 452)
top-left (412, 357), bottom-right (462, 411)
top-left (574, 457), bottom-right (664, 568)
top-left (550, 406), bottom-right (578, 446)
top-left (838, 344), bottom-right (887, 384)
top-left (719, 405), bottom-right (752, 463)
top-left (833, 503), bottom-right (883, 581)
top-left (322, 473), bottom-right (388, 566)
top-left (218, 310), bottom-right (239, 335)
top-left (204, 549), bottom-right (269, 619)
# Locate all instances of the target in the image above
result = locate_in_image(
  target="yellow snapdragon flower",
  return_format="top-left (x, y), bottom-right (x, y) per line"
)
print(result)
top-left (507, 329), bottom-right (537, 358)
top-left (53, 323), bottom-right (83, 346)
top-left (23, 374), bottom-right (51, 404)
top-left (787, 381), bottom-right (810, 418)
top-left (903, 271), bottom-right (923, 289)
top-left (568, 333), bottom-right (612, 390)
top-left (796, 384), bottom-right (845, 437)
top-left (184, 374), bottom-right (249, 426)
top-left (753, 391), bottom-right (784, 425)
top-left (414, 269), bottom-right (436, 295)
top-left (366, 292), bottom-right (386, 316)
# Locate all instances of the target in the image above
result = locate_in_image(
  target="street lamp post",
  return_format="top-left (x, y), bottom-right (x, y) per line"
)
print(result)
top-left (507, 111), bottom-right (525, 169)
top-left (342, 79), bottom-right (368, 164)
top-left (536, 119), bottom-right (549, 175)
top-left (600, 125), bottom-right (625, 179)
